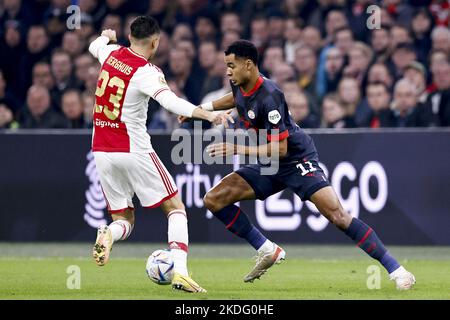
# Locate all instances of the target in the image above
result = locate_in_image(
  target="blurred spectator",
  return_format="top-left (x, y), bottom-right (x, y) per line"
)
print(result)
top-left (285, 90), bottom-right (320, 129)
top-left (18, 85), bottom-right (66, 128)
top-left (337, 77), bottom-right (362, 117)
top-left (431, 26), bottom-right (450, 56)
top-left (283, 18), bottom-right (303, 64)
top-left (74, 53), bottom-right (95, 89)
top-left (51, 49), bottom-right (76, 107)
top-left (167, 47), bottom-right (203, 105)
top-left (221, 30), bottom-right (240, 51)
top-left (343, 42), bottom-right (373, 85)
top-left (62, 31), bottom-right (85, 59)
top-left (81, 91), bottom-right (94, 128)
top-left (43, 0), bottom-right (71, 44)
top-left (301, 26), bottom-right (322, 53)
top-left (389, 42), bottom-right (418, 80)
top-left (0, 68), bottom-right (19, 115)
top-left (411, 8), bottom-right (433, 64)
top-left (18, 25), bottom-right (51, 97)
top-left (0, 0), bottom-right (33, 30)
top-left (404, 61), bottom-right (428, 103)
top-left (171, 23), bottom-right (194, 43)
top-left (425, 53), bottom-right (450, 126)
top-left (294, 45), bottom-right (318, 100)
top-left (84, 65), bottom-right (101, 96)
top-left (198, 41), bottom-right (222, 99)
top-left (261, 45), bottom-right (284, 77)
top-left (333, 26), bottom-right (355, 56)
top-left (390, 78), bottom-right (429, 127)
top-left (0, 20), bottom-right (25, 97)
top-left (32, 62), bottom-right (54, 87)
top-left (323, 9), bottom-right (349, 47)
top-left (322, 47), bottom-right (344, 96)
top-left (282, 80), bottom-right (319, 116)
top-left (359, 82), bottom-right (393, 128)
top-left (75, 15), bottom-right (96, 42)
top-left (367, 63), bottom-right (394, 90)
top-left (266, 8), bottom-right (285, 46)
top-left (194, 11), bottom-right (218, 43)
top-left (61, 89), bottom-right (85, 128)
top-left (0, 103), bottom-right (15, 129)
top-left (271, 62), bottom-right (296, 88)
top-left (145, 0), bottom-right (172, 30)
top-left (220, 11), bottom-right (242, 35)
top-left (321, 93), bottom-right (357, 129)
top-left (390, 24), bottom-right (414, 51)
top-left (250, 15), bottom-right (269, 54)
top-left (370, 26), bottom-right (391, 63)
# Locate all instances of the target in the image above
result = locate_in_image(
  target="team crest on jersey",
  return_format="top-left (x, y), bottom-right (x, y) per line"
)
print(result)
top-left (248, 110), bottom-right (255, 119)
top-left (159, 75), bottom-right (167, 85)
top-left (268, 110), bottom-right (281, 124)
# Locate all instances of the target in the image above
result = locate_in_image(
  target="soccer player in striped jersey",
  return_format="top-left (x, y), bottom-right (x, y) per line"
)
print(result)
top-left (88, 16), bottom-right (232, 293)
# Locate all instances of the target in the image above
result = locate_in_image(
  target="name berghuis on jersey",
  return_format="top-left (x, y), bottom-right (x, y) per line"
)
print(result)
top-left (105, 55), bottom-right (133, 75)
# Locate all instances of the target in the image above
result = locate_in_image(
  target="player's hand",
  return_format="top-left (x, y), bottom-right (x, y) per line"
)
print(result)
top-left (206, 142), bottom-right (236, 157)
top-left (178, 115), bottom-right (190, 124)
top-left (210, 110), bottom-right (235, 128)
top-left (101, 29), bottom-right (117, 42)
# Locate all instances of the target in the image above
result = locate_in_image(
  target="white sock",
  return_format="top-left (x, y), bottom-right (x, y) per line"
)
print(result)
top-left (167, 210), bottom-right (189, 277)
top-left (257, 239), bottom-right (274, 254)
top-left (109, 220), bottom-right (133, 242)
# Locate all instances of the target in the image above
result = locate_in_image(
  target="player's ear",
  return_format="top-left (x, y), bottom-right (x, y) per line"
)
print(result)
top-left (245, 59), bottom-right (252, 70)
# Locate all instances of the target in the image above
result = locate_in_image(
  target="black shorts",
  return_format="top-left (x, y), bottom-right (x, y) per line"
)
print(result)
top-left (235, 159), bottom-right (330, 201)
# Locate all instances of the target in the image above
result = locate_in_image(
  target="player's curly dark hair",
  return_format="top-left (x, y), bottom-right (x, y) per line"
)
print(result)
top-left (225, 40), bottom-right (258, 65)
top-left (130, 16), bottom-right (160, 39)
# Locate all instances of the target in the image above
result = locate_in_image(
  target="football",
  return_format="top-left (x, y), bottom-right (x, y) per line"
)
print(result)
top-left (145, 249), bottom-right (174, 285)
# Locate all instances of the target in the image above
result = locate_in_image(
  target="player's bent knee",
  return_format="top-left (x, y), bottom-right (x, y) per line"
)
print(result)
top-left (203, 191), bottom-right (227, 213)
top-left (328, 208), bottom-right (351, 230)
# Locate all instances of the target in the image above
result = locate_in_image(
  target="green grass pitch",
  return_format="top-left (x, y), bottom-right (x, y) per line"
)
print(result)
top-left (0, 243), bottom-right (449, 300)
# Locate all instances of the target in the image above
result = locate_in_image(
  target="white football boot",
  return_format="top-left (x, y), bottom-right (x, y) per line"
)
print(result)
top-left (93, 225), bottom-right (113, 266)
top-left (389, 266), bottom-right (416, 290)
top-left (244, 243), bottom-right (286, 283)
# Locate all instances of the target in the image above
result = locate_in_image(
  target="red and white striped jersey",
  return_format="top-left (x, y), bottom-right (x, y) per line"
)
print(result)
top-left (89, 36), bottom-right (196, 153)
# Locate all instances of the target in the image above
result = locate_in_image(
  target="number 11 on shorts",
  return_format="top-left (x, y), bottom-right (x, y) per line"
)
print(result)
top-left (296, 161), bottom-right (317, 176)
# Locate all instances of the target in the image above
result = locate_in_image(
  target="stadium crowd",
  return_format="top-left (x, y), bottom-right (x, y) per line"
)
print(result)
top-left (1, 0), bottom-right (450, 131)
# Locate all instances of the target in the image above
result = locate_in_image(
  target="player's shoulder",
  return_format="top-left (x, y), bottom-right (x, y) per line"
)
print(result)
top-left (137, 62), bottom-right (164, 75)
top-left (261, 76), bottom-right (283, 97)
top-left (258, 78), bottom-right (284, 109)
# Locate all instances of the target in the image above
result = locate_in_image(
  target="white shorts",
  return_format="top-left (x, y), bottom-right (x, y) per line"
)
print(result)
top-left (93, 151), bottom-right (178, 214)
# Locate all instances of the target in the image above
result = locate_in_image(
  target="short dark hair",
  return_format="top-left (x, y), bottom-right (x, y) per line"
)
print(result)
top-left (224, 40), bottom-right (258, 64)
top-left (130, 16), bottom-right (160, 39)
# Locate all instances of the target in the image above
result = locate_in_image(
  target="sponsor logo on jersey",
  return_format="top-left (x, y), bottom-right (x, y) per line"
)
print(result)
top-left (95, 118), bottom-right (119, 129)
top-left (268, 110), bottom-right (281, 124)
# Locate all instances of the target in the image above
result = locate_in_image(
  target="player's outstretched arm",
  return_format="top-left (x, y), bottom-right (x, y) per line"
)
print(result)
top-left (178, 92), bottom-right (235, 124)
top-left (150, 86), bottom-right (234, 126)
top-left (203, 92), bottom-right (235, 111)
